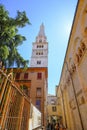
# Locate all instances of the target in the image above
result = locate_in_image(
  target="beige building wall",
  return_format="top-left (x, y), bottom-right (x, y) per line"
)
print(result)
top-left (13, 67), bottom-right (48, 128)
top-left (29, 67), bottom-right (48, 127)
top-left (47, 95), bottom-right (60, 124)
top-left (57, 0), bottom-right (87, 130)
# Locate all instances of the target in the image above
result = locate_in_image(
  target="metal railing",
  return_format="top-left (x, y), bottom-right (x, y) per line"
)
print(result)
top-left (0, 64), bottom-right (30, 130)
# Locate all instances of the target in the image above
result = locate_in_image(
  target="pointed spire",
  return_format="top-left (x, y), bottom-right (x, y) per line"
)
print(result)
top-left (38, 23), bottom-right (45, 36)
top-left (36, 23), bottom-right (47, 42)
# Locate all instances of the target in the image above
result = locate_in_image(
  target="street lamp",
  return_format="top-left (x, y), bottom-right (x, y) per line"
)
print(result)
top-left (65, 60), bottom-right (84, 130)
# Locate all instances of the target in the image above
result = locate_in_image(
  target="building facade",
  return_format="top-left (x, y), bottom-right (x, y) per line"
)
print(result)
top-left (30, 23), bottom-right (48, 127)
top-left (47, 94), bottom-right (60, 125)
top-left (57, 0), bottom-right (87, 130)
top-left (14, 67), bottom-right (48, 128)
top-left (13, 23), bottom-right (48, 128)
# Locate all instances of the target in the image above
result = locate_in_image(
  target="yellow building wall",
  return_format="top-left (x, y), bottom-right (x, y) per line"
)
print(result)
top-left (57, 0), bottom-right (87, 130)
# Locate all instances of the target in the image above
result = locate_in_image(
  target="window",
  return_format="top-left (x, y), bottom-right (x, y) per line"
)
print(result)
top-left (20, 85), bottom-right (29, 96)
top-left (39, 39), bottom-right (42, 42)
top-left (52, 106), bottom-right (56, 112)
top-left (36, 99), bottom-right (41, 110)
top-left (37, 61), bottom-right (41, 64)
top-left (37, 73), bottom-right (42, 79)
top-left (16, 73), bottom-right (20, 79)
top-left (37, 45), bottom-right (44, 48)
top-left (51, 99), bottom-right (55, 104)
top-left (36, 88), bottom-right (41, 96)
top-left (41, 52), bottom-right (43, 55)
top-left (24, 73), bottom-right (28, 79)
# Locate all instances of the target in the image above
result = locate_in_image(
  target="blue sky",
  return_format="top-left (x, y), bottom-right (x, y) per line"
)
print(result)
top-left (1, 0), bottom-right (78, 95)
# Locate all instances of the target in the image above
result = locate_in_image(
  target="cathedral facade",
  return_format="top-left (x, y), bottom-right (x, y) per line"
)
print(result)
top-left (57, 0), bottom-right (87, 130)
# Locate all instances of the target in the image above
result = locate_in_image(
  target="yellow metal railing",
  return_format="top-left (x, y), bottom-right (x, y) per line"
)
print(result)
top-left (0, 64), bottom-right (30, 130)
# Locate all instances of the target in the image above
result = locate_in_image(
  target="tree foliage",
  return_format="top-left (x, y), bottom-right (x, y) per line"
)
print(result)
top-left (0, 5), bottom-right (30, 68)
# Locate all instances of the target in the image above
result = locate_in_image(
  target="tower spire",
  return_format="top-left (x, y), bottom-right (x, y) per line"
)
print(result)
top-left (38, 23), bottom-right (45, 36)
top-left (30, 23), bottom-right (48, 67)
top-left (36, 23), bottom-right (47, 43)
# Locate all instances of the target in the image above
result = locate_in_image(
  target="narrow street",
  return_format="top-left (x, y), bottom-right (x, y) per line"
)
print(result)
top-left (0, 0), bottom-right (87, 130)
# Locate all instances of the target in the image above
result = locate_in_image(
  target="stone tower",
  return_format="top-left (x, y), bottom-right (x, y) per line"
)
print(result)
top-left (30, 23), bottom-right (48, 67)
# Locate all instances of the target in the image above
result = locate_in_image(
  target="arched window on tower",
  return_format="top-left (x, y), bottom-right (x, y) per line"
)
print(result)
top-left (39, 39), bottom-right (42, 42)
top-left (37, 61), bottom-right (41, 64)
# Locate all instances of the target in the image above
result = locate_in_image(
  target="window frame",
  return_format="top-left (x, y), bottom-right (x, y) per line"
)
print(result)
top-left (36, 88), bottom-right (41, 97)
top-left (52, 106), bottom-right (57, 112)
top-left (16, 73), bottom-right (20, 79)
top-left (37, 61), bottom-right (41, 64)
top-left (24, 73), bottom-right (28, 79)
top-left (37, 72), bottom-right (42, 79)
top-left (36, 99), bottom-right (41, 110)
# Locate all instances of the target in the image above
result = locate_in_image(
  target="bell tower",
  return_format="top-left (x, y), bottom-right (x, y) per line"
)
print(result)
top-left (30, 23), bottom-right (48, 67)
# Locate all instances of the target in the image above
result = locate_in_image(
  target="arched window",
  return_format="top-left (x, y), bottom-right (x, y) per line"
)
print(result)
top-left (73, 37), bottom-right (81, 64)
top-left (37, 61), bottom-right (41, 64)
top-left (80, 42), bottom-right (86, 51)
top-left (75, 54), bottom-right (79, 64)
top-left (78, 47), bottom-right (82, 58)
top-left (84, 27), bottom-right (87, 36)
top-left (39, 39), bottom-right (42, 42)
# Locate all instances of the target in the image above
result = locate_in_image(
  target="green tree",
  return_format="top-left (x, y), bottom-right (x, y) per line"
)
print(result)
top-left (0, 5), bottom-right (30, 68)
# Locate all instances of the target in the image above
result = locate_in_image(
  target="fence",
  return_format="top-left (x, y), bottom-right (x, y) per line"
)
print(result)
top-left (0, 64), bottom-right (30, 130)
